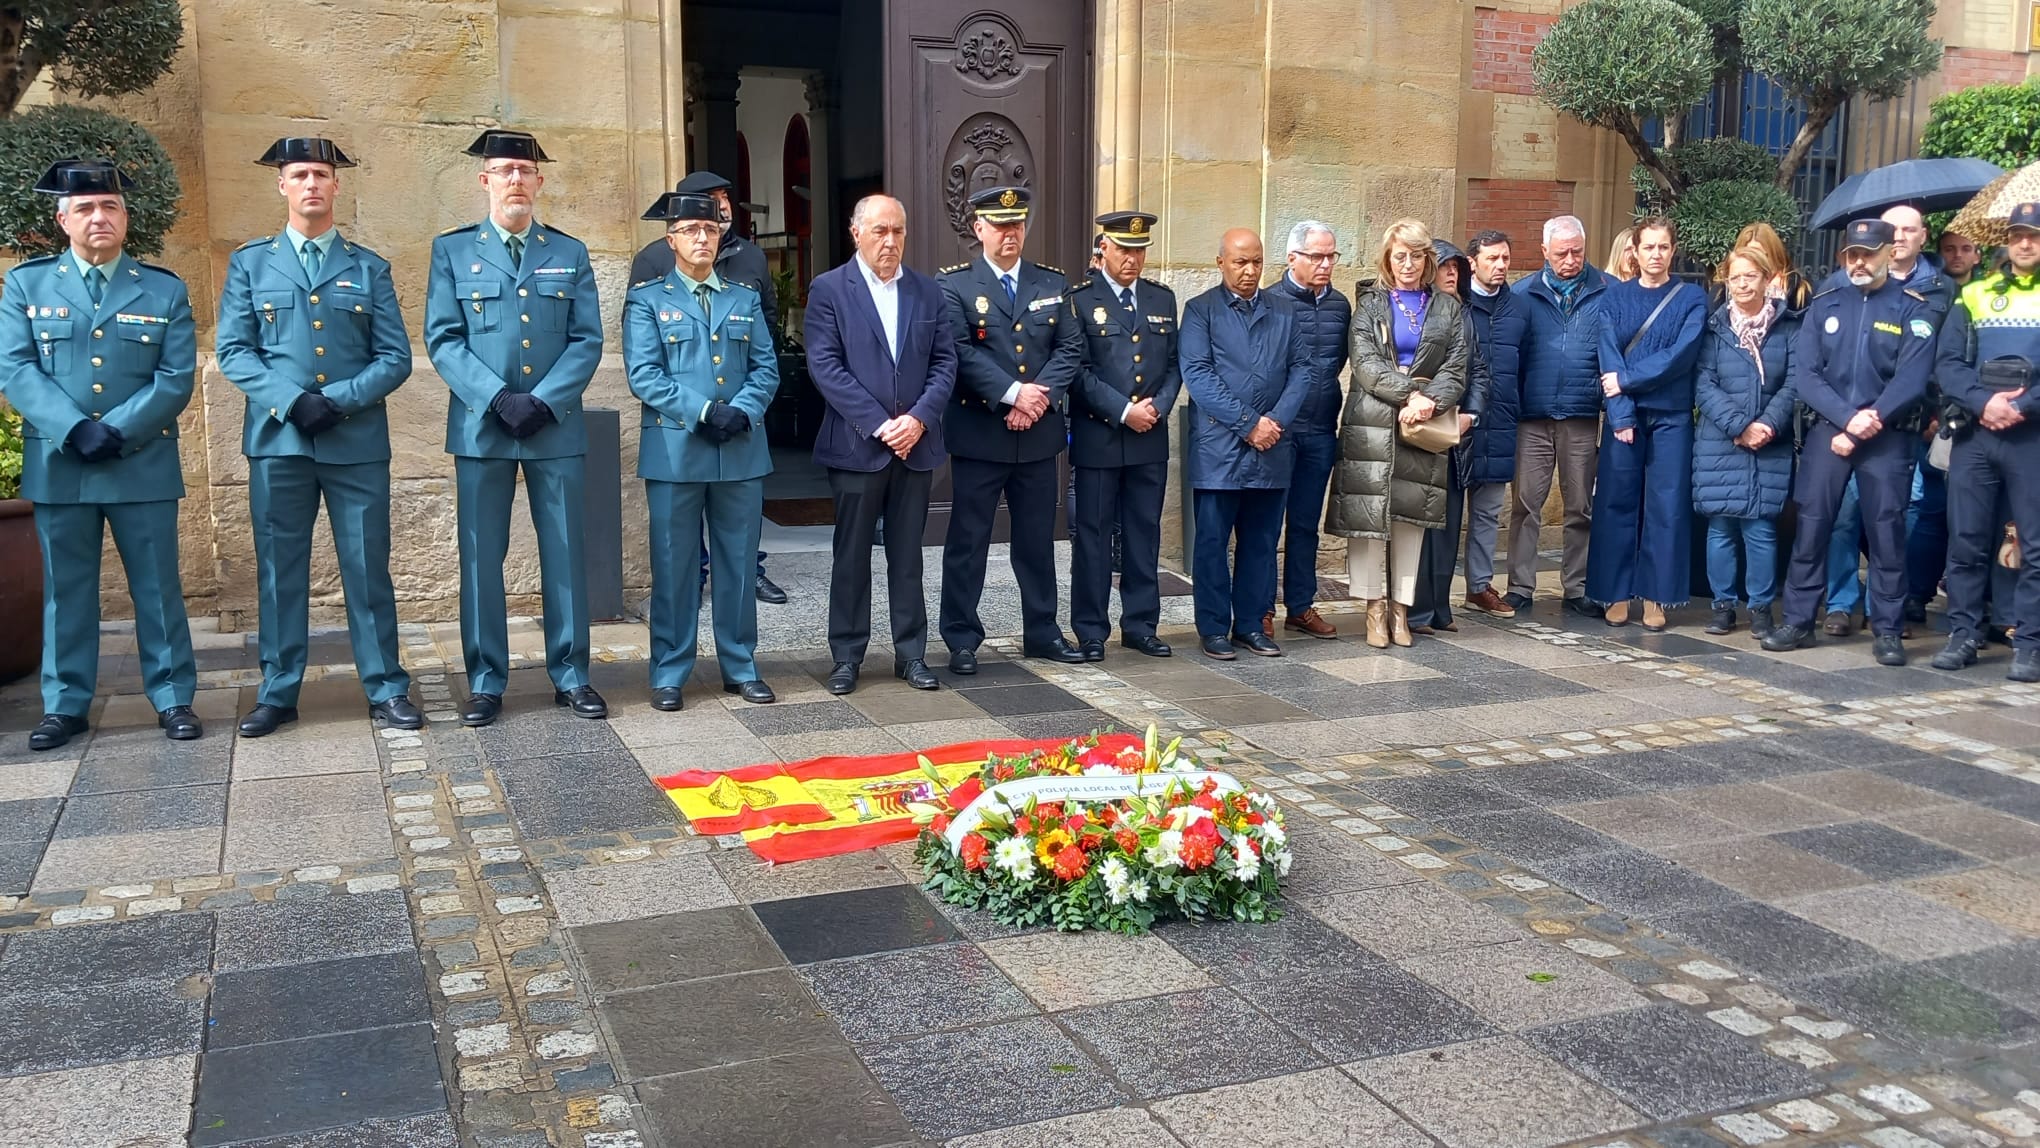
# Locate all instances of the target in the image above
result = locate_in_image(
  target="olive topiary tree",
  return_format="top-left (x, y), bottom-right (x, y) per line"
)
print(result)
top-left (1741, 0), bottom-right (1941, 189)
top-left (1670, 179), bottom-right (1801, 267)
top-left (1632, 138), bottom-right (1776, 215)
top-left (0, 1), bottom-right (184, 114)
top-left (0, 104), bottom-right (178, 255)
top-left (1532, 0), bottom-right (1716, 203)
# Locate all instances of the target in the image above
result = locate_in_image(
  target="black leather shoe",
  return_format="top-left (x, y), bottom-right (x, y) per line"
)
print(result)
top-left (158, 705), bottom-right (202, 741)
top-left (948, 648), bottom-right (978, 675)
top-left (1200, 635), bottom-right (1237, 660)
top-left (28, 713), bottom-right (88, 751)
top-left (1501, 592), bottom-right (1533, 613)
top-left (827, 662), bottom-right (859, 695)
top-left (554, 686), bottom-right (609, 719)
top-left (1123, 634), bottom-right (1173, 657)
top-left (755, 573), bottom-right (789, 604)
top-left (650, 686), bottom-right (684, 712)
top-left (1931, 636), bottom-right (1979, 672)
top-left (1872, 634), bottom-right (1907, 667)
top-left (461, 693), bottom-right (503, 727)
top-left (2010, 649), bottom-right (2040, 683)
top-left (237, 704), bottom-right (298, 738)
top-left (371, 695), bottom-right (426, 729)
top-left (896, 660), bottom-right (940, 690)
top-left (1078, 639), bottom-right (1105, 662)
top-left (1231, 630), bottom-right (1283, 657)
top-left (724, 680), bottom-right (776, 704)
top-left (1023, 637), bottom-right (1086, 664)
top-left (1903, 597), bottom-right (1929, 624)
top-left (1760, 623), bottom-right (1815, 652)
top-left (1563, 596), bottom-right (1604, 620)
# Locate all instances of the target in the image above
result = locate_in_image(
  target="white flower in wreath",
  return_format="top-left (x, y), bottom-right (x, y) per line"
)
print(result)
top-left (1232, 838), bottom-right (1261, 882)
top-left (1127, 877), bottom-right (1151, 903)
top-left (993, 836), bottom-right (1038, 880)
top-left (1268, 845), bottom-right (1293, 877)
top-left (1144, 829), bottom-right (1184, 870)
top-left (1259, 820), bottom-right (1287, 847)
top-left (1099, 855), bottom-right (1132, 903)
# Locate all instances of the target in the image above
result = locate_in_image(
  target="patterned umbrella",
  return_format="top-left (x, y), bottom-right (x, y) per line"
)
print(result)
top-left (1946, 165), bottom-right (2036, 248)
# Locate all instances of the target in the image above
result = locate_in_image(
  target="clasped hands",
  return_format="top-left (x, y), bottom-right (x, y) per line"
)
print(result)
top-left (65, 418), bottom-right (124, 463)
top-left (874, 413), bottom-right (925, 459)
top-left (1733, 422), bottom-right (1775, 451)
top-left (1831, 408), bottom-right (1884, 457)
top-left (287, 392), bottom-right (347, 437)
top-left (1124, 398), bottom-right (1160, 433)
top-left (489, 390), bottom-right (557, 439)
top-left (1002, 382), bottom-right (1051, 431)
top-left (698, 401), bottom-right (751, 444)
top-left (1982, 389), bottom-right (2028, 432)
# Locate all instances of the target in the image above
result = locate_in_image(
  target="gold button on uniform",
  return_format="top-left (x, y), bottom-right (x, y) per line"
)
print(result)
top-left (140, 335), bottom-right (150, 343)
top-left (314, 347), bottom-right (325, 356)
top-left (91, 383), bottom-right (102, 393)
top-left (315, 374), bottom-right (326, 383)
top-left (312, 320), bottom-right (323, 330)
top-left (522, 365), bottom-right (532, 375)
top-left (89, 356), bottom-right (101, 367)
top-left (711, 334), bottom-right (719, 342)
top-left (518, 288), bottom-right (528, 297)
top-left (1131, 334), bottom-right (1141, 343)
top-left (90, 411), bottom-right (101, 419)
top-left (471, 291), bottom-right (481, 299)
top-left (1133, 354), bottom-right (1142, 363)
top-left (354, 305), bottom-right (363, 312)
top-left (1014, 344), bottom-right (1024, 352)
top-left (309, 295), bottom-right (319, 304)
top-left (1135, 374), bottom-right (1144, 383)
top-left (1018, 364), bottom-right (1028, 373)
top-left (712, 355), bottom-right (721, 365)
top-left (521, 339), bottom-right (531, 349)
top-left (520, 314), bottom-right (529, 323)
top-left (92, 329), bottom-right (102, 338)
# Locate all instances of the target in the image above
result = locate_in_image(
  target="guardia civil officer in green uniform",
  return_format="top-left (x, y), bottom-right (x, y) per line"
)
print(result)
top-left (1, 160), bottom-right (200, 750)
top-left (625, 192), bottom-right (780, 710)
top-left (424, 130), bottom-right (606, 727)
top-left (216, 137), bottom-right (421, 736)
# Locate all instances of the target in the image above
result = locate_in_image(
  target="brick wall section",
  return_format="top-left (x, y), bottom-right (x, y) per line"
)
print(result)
top-left (1942, 46), bottom-right (2028, 91)
top-left (1473, 8), bottom-right (1557, 96)
top-left (1466, 178), bottom-right (1577, 251)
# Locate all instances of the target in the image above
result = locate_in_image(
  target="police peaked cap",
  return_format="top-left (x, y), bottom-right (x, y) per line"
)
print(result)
top-left (673, 171), bottom-right (733, 196)
top-left (2008, 202), bottom-right (2040, 233)
top-left (971, 185), bottom-right (1031, 223)
top-left (1840, 219), bottom-right (1895, 252)
top-left (34, 159), bottom-right (135, 197)
top-left (465, 130), bottom-right (553, 163)
top-left (642, 192), bottom-right (721, 223)
top-left (1097, 210), bottom-right (1156, 248)
top-left (254, 137), bottom-right (356, 169)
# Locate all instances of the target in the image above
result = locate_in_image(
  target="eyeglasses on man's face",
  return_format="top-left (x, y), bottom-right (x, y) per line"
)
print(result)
top-left (1292, 250), bottom-right (1339, 264)
top-left (668, 223), bottom-right (719, 240)
top-left (487, 164), bottom-right (541, 182)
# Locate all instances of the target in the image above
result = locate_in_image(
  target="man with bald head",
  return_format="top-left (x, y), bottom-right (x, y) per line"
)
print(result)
top-left (1178, 228), bottom-right (1313, 659)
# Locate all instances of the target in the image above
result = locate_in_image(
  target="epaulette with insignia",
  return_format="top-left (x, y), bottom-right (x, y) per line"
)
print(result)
top-left (539, 223), bottom-right (578, 242)
top-left (236, 235), bottom-right (273, 251)
top-left (12, 252), bottom-right (59, 267)
top-left (629, 277), bottom-right (663, 290)
top-left (135, 260), bottom-right (182, 279)
top-left (938, 262), bottom-right (970, 275)
top-left (346, 240), bottom-right (385, 261)
top-left (1904, 288), bottom-right (1927, 302)
top-left (1141, 276), bottom-right (1173, 293)
top-left (1035, 263), bottom-right (1064, 277)
top-left (437, 224), bottom-right (468, 237)
top-left (1070, 276), bottom-right (1095, 292)
top-left (1810, 285), bottom-right (1840, 301)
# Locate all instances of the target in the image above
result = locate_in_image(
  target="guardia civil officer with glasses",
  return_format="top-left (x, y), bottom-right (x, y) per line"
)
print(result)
top-left (1929, 200), bottom-right (2040, 682)
top-left (425, 129), bottom-right (606, 728)
top-left (1, 161), bottom-right (200, 750)
top-left (216, 137), bottom-right (421, 736)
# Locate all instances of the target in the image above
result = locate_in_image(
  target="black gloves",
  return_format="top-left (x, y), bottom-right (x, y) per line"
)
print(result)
top-left (66, 419), bottom-right (124, 463)
top-left (287, 393), bottom-right (346, 437)
top-left (490, 391), bottom-right (556, 439)
top-left (700, 401), bottom-right (751, 443)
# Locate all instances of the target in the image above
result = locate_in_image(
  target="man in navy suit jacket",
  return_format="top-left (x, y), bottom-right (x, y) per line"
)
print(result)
top-left (804, 195), bottom-right (959, 694)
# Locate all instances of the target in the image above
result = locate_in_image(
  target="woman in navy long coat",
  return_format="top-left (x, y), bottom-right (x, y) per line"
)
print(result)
top-left (1693, 244), bottom-right (1800, 639)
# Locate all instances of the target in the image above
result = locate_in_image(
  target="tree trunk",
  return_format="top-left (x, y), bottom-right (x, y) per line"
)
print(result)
top-left (1612, 115), bottom-right (1682, 207)
top-left (1775, 100), bottom-right (1840, 193)
top-left (0, 12), bottom-right (25, 116)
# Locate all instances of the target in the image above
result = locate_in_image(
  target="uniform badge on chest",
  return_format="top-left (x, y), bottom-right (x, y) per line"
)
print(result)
top-left (1824, 316), bottom-right (1840, 334)
top-left (975, 296), bottom-right (990, 315)
top-left (1993, 295), bottom-right (2011, 312)
top-left (1092, 306), bottom-right (1108, 325)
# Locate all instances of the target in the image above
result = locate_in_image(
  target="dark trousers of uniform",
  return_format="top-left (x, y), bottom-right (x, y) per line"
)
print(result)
top-left (1192, 488), bottom-right (1284, 639)
top-left (1072, 462), bottom-right (1166, 642)
top-left (1943, 427), bottom-right (2040, 652)
top-left (34, 501), bottom-right (196, 717)
top-left (827, 459), bottom-right (932, 665)
top-left (1781, 424), bottom-right (1912, 636)
top-left (455, 455), bottom-right (591, 697)
top-left (1585, 411), bottom-right (1693, 606)
top-left (1410, 468), bottom-right (1466, 629)
top-left (1906, 437), bottom-right (1949, 605)
top-left (647, 478), bottom-right (764, 688)
top-left (248, 456), bottom-right (410, 707)
top-left (941, 455), bottom-right (1063, 652)
top-left (1278, 431), bottom-right (1338, 615)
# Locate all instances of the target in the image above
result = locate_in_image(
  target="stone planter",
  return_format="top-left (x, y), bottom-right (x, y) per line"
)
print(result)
top-left (0, 500), bottom-right (40, 684)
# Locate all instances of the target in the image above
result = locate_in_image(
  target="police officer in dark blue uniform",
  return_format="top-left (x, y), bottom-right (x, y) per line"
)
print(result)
top-left (935, 186), bottom-right (1086, 672)
top-left (1066, 210), bottom-right (1181, 659)
top-left (1763, 219), bottom-right (1937, 664)
top-left (1929, 201), bottom-right (2040, 682)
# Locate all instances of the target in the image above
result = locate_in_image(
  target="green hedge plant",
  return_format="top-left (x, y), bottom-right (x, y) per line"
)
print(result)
top-left (1673, 178), bottom-right (1802, 268)
top-left (0, 105), bottom-right (179, 256)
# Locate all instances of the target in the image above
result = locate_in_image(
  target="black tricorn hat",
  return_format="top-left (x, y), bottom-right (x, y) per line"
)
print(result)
top-left (642, 192), bottom-right (721, 223)
top-left (34, 159), bottom-right (135, 197)
top-left (255, 137), bottom-right (356, 169)
top-left (465, 130), bottom-right (552, 163)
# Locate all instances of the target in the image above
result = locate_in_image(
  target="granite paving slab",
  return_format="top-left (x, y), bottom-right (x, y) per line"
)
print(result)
top-left (1234, 965), bottom-right (1500, 1061)
top-left (1554, 796), bottom-right (1749, 849)
top-left (472, 706), bottom-right (626, 760)
top-left (0, 838), bottom-right (42, 896)
top-left (952, 1108), bottom-right (1188, 1148)
top-left (1577, 750), bottom-right (1736, 792)
top-left (1767, 769), bottom-right (1965, 817)
top-left (799, 942), bottom-right (1037, 1042)
top-left (1346, 1033), bottom-right (1645, 1148)
top-left (189, 1023), bottom-right (446, 1146)
top-left (1778, 885), bottom-right (2018, 961)
top-left (570, 906), bottom-right (786, 993)
top-left (1303, 879), bottom-right (1523, 959)
top-left (1479, 761), bottom-right (1644, 805)
top-left (1155, 909), bottom-right (1384, 984)
top-left (0, 1053), bottom-right (197, 1148)
top-left (1278, 831), bottom-right (1426, 899)
top-left (0, 912), bottom-right (213, 991)
top-left (1658, 836), bottom-right (1873, 901)
top-left (52, 783), bottom-right (226, 839)
top-left (206, 951), bottom-right (430, 1049)
top-left (711, 847), bottom-right (905, 904)
top-left (1525, 1004), bottom-right (1820, 1121)
top-left (1437, 807), bottom-right (1627, 863)
top-left (1669, 737), bottom-right (1827, 780)
top-left (1771, 821), bottom-right (1983, 881)
top-left (0, 757), bottom-right (78, 802)
top-left (1399, 940), bottom-right (1650, 1031)
top-left (856, 1016), bottom-right (1123, 1140)
top-left (1057, 987), bottom-right (1323, 1098)
top-left (1652, 900), bottom-right (1884, 980)
top-left (1923, 941), bottom-right (2040, 1012)
top-left (0, 981), bottom-right (207, 1076)
top-left (1874, 758), bottom-right (2040, 807)
top-left (1357, 775), bottom-right (1529, 820)
top-left (1667, 782), bottom-right (1852, 833)
top-left (981, 931), bottom-right (1214, 1011)
top-left (31, 826), bottom-right (223, 892)
top-left (544, 852), bottom-right (738, 928)
top-left (212, 889), bottom-right (414, 972)
top-left (69, 737), bottom-right (231, 793)
top-left (1905, 865), bottom-right (2040, 933)
top-left (1881, 805), bottom-right (2040, 862)
top-left (1530, 848), bottom-right (1748, 917)
top-left (1147, 1066), bottom-right (1431, 1148)
top-left (1783, 964), bottom-right (2040, 1053)
top-left (752, 884), bottom-right (963, 964)
top-left (635, 1050), bottom-right (915, 1148)
top-left (602, 968), bottom-right (849, 1078)
top-left (220, 811), bottom-right (394, 873)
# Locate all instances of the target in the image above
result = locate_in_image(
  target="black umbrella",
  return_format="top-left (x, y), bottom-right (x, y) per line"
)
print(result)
top-left (1810, 157), bottom-right (2004, 230)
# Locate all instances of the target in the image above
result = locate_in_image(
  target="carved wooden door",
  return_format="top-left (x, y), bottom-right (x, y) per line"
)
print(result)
top-left (885, 0), bottom-right (1090, 544)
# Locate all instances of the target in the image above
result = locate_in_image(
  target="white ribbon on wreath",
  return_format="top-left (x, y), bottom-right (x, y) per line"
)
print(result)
top-left (940, 770), bottom-right (1247, 852)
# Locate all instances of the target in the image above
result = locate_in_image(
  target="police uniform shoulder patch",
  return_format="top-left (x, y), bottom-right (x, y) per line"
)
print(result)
top-left (134, 260), bottom-right (183, 280)
top-left (1909, 318), bottom-right (1934, 339)
top-left (937, 262), bottom-right (971, 276)
top-left (725, 280), bottom-right (759, 297)
top-left (236, 235), bottom-right (273, 251)
top-left (347, 240), bottom-right (386, 262)
top-left (1809, 284), bottom-right (1840, 302)
top-left (1142, 276), bottom-right (1174, 295)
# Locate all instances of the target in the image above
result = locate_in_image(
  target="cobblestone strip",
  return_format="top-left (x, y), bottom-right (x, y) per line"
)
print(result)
top-left (1007, 655), bottom-right (2038, 1148)
top-left (0, 860), bottom-right (410, 934)
top-left (375, 672), bottom-right (649, 1148)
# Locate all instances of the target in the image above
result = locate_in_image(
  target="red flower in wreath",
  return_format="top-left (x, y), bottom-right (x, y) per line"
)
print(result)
top-left (1113, 827), bottom-right (1140, 855)
top-left (1180, 819), bottom-right (1221, 870)
top-left (930, 813), bottom-right (952, 834)
top-left (1051, 844), bottom-right (1088, 881)
top-left (1014, 814), bottom-right (1034, 835)
top-left (1076, 744), bottom-right (1118, 769)
top-left (1192, 792), bottom-right (1223, 813)
top-left (948, 777), bottom-right (984, 809)
top-left (960, 834), bottom-right (990, 871)
top-left (1064, 812), bottom-right (1087, 834)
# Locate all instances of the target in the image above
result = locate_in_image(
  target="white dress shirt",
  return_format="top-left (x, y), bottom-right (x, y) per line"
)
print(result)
top-left (986, 253), bottom-right (1029, 408)
top-left (1103, 275), bottom-right (1141, 424)
top-left (857, 254), bottom-right (902, 360)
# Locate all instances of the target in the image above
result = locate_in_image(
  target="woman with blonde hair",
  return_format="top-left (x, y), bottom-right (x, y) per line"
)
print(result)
top-left (1327, 219), bottom-right (1469, 648)
top-left (1607, 227), bottom-right (1640, 281)
top-left (1730, 221), bottom-right (1811, 307)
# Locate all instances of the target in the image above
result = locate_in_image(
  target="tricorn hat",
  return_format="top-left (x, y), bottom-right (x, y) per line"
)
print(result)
top-left (642, 192), bottom-right (721, 223)
top-left (465, 130), bottom-right (552, 164)
top-left (255, 137), bottom-right (356, 169)
top-left (34, 159), bottom-right (135, 197)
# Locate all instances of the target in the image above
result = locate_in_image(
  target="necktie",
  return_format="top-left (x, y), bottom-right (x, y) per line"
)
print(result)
top-left (1001, 273), bottom-right (1016, 303)
top-left (507, 234), bottom-right (524, 271)
top-left (301, 241), bottom-right (322, 284)
top-left (695, 283), bottom-right (712, 318)
top-left (1119, 286), bottom-right (1135, 314)
top-left (83, 264), bottom-right (102, 306)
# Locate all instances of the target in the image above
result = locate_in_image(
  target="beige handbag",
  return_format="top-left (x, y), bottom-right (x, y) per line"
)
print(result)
top-left (1397, 378), bottom-right (1461, 453)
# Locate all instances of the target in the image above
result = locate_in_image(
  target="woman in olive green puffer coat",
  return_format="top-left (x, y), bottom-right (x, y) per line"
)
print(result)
top-left (1325, 218), bottom-right (1469, 648)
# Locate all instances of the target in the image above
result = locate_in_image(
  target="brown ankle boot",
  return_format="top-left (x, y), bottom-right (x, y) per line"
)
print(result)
top-left (1604, 599), bottom-right (1631, 627)
top-left (1390, 601), bottom-right (1414, 647)
top-left (1642, 601), bottom-right (1667, 631)
top-left (1365, 599), bottom-right (1390, 649)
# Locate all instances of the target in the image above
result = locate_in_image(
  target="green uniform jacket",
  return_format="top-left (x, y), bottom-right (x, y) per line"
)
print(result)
top-left (215, 230), bottom-right (412, 463)
top-left (424, 220), bottom-right (602, 458)
top-left (624, 270), bottom-right (779, 483)
top-left (0, 252), bottom-right (195, 504)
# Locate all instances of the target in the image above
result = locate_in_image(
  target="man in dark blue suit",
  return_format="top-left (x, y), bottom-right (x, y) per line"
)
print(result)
top-left (804, 195), bottom-right (959, 694)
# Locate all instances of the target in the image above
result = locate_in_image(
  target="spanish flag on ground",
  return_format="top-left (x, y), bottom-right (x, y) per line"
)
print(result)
top-left (657, 734), bottom-right (1141, 863)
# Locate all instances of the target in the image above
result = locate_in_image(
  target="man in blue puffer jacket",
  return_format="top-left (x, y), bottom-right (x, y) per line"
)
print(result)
top-left (1504, 215), bottom-right (1612, 618)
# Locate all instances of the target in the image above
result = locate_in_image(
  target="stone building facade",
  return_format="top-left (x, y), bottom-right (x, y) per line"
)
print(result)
top-left (31, 0), bottom-right (2039, 625)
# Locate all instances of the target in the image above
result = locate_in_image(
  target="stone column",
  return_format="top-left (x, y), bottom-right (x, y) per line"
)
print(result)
top-left (803, 71), bottom-right (838, 269)
top-left (699, 66), bottom-right (743, 182)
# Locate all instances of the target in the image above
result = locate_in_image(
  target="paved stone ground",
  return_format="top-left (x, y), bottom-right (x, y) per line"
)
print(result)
top-left (3, 545), bottom-right (2039, 1147)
